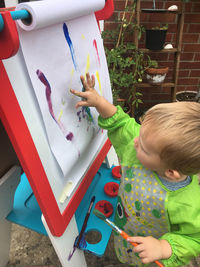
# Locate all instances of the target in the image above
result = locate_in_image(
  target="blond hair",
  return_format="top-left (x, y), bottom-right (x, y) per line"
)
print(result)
top-left (142, 102), bottom-right (200, 175)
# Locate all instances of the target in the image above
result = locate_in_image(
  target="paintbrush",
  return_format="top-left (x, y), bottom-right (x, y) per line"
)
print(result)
top-left (68, 196), bottom-right (95, 261)
top-left (93, 209), bottom-right (164, 267)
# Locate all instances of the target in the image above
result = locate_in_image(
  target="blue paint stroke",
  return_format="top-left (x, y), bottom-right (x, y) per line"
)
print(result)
top-left (63, 23), bottom-right (78, 71)
top-left (84, 107), bottom-right (94, 123)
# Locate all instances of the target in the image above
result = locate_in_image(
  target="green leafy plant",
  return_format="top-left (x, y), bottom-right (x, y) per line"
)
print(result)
top-left (102, 0), bottom-right (157, 115)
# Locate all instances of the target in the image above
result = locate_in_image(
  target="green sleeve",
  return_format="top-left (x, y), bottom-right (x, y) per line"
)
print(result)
top-left (160, 175), bottom-right (200, 266)
top-left (98, 106), bottom-right (141, 166)
top-left (160, 233), bottom-right (200, 266)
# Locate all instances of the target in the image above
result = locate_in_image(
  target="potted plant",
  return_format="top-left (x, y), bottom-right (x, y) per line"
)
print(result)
top-left (145, 24), bottom-right (168, 51)
top-left (102, 0), bottom-right (157, 116)
top-left (145, 64), bottom-right (169, 85)
top-left (176, 88), bottom-right (200, 102)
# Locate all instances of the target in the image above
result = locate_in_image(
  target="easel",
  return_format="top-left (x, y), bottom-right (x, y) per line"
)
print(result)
top-left (0, 1), bottom-right (119, 266)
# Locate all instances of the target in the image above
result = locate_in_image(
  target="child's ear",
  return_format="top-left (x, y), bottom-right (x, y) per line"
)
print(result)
top-left (165, 169), bottom-right (181, 180)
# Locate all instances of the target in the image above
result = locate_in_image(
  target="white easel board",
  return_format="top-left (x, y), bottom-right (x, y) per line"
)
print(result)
top-left (1, 0), bottom-right (112, 236)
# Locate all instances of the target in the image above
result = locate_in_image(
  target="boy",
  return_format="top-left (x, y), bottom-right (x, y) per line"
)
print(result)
top-left (71, 73), bottom-right (200, 266)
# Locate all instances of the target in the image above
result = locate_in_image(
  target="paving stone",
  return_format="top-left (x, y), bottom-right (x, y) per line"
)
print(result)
top-left (6, 224), bottom-right (200, 267)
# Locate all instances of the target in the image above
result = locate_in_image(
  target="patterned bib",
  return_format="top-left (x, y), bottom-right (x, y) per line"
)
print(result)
top-left (114, 165), bottom-right (169, 266)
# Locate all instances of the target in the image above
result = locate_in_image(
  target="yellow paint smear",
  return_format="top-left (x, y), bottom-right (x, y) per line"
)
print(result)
top-left (96, 71), bottom-right (102, 95)
top-left (69, 68), bottom-right (75, 96)
top-left (84, 54), bottom-right (90, 77)
top-left (58, 109), bottom-right (63, 121)
top-left (71, 68), bottom-right (75, 76)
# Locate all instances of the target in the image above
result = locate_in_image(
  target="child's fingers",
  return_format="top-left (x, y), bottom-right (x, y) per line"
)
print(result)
top-left (75, 101), bottom-right (89, 109)
top-left (133, 244), bottom-right (145, 253)
top-left (91, 74), bottom-right (95, 87)
top-left (127, 236), bottom-right (145, 245)
top-left (86, 73), bottom-right (95, 88)
top-left (141, 257), bottom-right (150, 264)
top-left (138, 251), bottom-right (147, 259)
top-left (80, 76), bottom-right (88, 90)
top-left (70, 89), bottom-right (86, 98)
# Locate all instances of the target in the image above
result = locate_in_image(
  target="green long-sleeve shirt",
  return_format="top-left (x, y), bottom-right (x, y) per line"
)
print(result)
top-left (98, 106), bottom-right (200, 266)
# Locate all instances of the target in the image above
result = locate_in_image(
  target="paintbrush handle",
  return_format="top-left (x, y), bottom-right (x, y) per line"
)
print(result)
top-left (120, 231), bottom-right (164, 267)
top-left (121, 231), bottom-right (137, 246)
top-left (76, 196), bottom-right (95, 248)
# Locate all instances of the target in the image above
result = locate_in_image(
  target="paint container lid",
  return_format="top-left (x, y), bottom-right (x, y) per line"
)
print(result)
top-left (95, 200), bottom-right (113, 218)
top-left (112, 166), bottom-right (121, 179)
top-left (104, 182), bottom-right (119, 197)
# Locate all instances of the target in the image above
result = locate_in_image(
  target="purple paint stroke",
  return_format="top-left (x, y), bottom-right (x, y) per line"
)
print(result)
top-left (36, 69), bottom-right (56, 122)
top-left (81, 107), bottom-right (86, 118)
top-left (63, 23), bottom-right (78, 71)
top-left (36, 69), bottom-right (74, 142)
top-left (77, 110), bottom-right (82, 122)
top-left (76, 107), bottom-right (95, 132)
top-left (66, 132), bottom-right (74, 141)
top-left (68, 234), bottom-right (87, 261)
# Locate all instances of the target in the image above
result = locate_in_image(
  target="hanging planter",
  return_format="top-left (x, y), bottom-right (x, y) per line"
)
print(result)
top-left (145, 67), bottom-right (169, 85)
top-left (145, 25), bottom-right (168, 50)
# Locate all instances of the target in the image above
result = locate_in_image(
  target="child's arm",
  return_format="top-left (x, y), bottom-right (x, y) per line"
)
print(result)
top-left (70, 73), bottom-right (117, 118)
top-left (127, 236), bottom-right (172, 264)
top-left (71, 72), bottom-right (140, 165)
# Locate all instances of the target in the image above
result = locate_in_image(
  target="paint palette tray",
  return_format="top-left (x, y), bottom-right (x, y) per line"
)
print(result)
top-left (7, 163), bottom-right (119, 257)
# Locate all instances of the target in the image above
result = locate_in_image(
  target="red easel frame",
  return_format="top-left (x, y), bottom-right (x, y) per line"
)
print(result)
top-left (0, 0), bottom-right (114, 237)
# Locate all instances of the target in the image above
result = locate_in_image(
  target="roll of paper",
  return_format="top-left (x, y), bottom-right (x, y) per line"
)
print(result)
top-left (16, 0), bottom-right (105, 31)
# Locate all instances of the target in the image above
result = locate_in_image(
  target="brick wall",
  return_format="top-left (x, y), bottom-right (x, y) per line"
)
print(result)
top-left (104, 0), bottom-right (200, 110)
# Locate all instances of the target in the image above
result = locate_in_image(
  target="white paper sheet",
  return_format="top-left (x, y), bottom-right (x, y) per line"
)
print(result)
top-left (16, 0), bottom-right (112, 191)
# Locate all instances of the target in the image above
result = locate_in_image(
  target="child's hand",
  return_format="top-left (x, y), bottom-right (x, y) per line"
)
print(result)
top-left (70, 73), bottom-right (101, 109)
top-left (70, 72), bottom-right (117, 118)
top-left (127, 236), bottom-right (172, 264)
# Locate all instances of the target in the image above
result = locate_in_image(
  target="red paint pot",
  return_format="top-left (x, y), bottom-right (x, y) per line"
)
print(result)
top-left (112, 166), bottom-right (121, 179)
top-left (104, 182), bottom-right (119, 197)
top-left (95, 200), bottom-right (113, 218)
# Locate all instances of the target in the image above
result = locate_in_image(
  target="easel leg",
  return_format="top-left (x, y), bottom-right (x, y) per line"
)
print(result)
top-left (42, 214), bottom-right (87, 267)
top-left (0, 166), bottom-right (21, 267)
